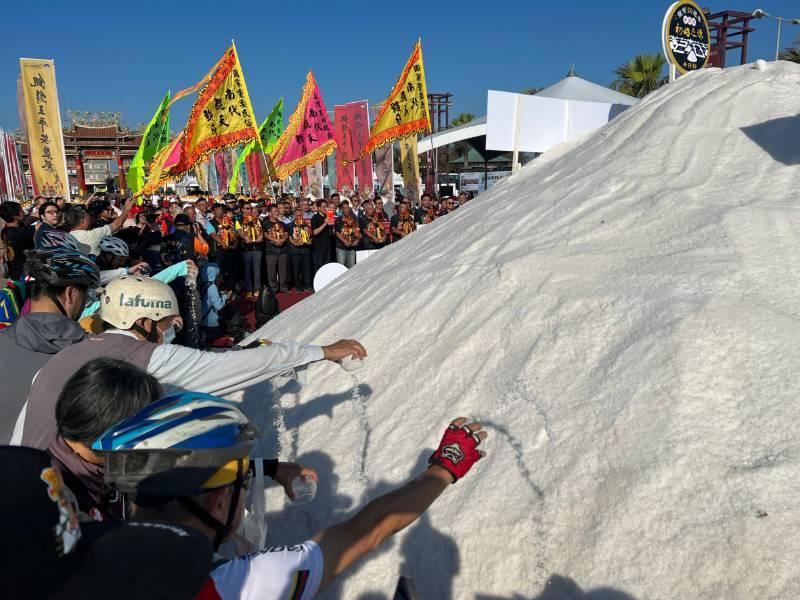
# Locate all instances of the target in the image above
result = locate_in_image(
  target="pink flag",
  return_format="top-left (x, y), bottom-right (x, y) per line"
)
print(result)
top-left (270, 71), bottom-right (337, 180)
top-left (214, 152), bottom-right (228, 192)
top-left (334, 104), bottom-right (356, 191)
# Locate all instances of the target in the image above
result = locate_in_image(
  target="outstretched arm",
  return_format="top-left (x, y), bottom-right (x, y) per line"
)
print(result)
top-left (312, 418), bottom-right (486, 594)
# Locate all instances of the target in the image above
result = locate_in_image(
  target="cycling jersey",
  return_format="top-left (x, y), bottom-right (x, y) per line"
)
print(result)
top-left (196, 541), bottom-right (323, 600)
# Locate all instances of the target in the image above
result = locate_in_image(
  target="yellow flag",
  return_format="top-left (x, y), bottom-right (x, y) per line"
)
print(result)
top-left (170, 45), bottom-right (259, 178)
top-left (399, 135), bottom-right (420, 203)
top-left (19, 59), bottom-right (70, 198)
top-left (361, 41), bottom-right (431, 158)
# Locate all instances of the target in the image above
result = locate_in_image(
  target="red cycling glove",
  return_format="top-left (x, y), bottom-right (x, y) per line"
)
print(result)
top-left (429, 423), bottom-right (483, 482)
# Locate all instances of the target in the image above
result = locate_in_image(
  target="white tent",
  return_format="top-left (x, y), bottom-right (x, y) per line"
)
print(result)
top-left (418, 68), bottom-right (639, 155)
top-left (536, 67), bottom-right (639, 105)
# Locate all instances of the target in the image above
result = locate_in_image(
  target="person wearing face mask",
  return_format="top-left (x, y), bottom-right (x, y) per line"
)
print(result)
top-left (13, 275), bottom-right (368, 452)
top-left (0, 247), bottom-right (101, 443)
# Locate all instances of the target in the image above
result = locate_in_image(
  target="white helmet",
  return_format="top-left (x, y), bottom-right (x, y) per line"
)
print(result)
top-left (99, 276), bottom-right (179, 329)
top-left (99, 236), bottom-right (129, 258)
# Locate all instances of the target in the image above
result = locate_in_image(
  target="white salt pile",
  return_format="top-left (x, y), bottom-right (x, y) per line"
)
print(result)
top-left (244, 61), bottom-right (800, 599)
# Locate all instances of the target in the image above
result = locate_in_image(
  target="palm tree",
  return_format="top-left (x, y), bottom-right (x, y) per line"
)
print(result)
top-left (451, 112), bottom-right (476, 127)
top-left (448, 113), bottom-right (477, 169)
top-left (610, 53), bottom-right (667, 98)
top-left (779, 40), bottom-right (800, 63)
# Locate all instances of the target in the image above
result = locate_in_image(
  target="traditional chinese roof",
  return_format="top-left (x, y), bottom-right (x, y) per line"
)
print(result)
top-left (68, 111), bottom-right (121, 128)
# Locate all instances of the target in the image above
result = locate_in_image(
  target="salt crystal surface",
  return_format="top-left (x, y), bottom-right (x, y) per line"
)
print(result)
top-left (241, 62), bottom-right (800, 599)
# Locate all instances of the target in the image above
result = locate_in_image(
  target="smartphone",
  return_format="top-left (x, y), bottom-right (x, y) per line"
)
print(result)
top-left (326, 209), bottom-right (334, 225)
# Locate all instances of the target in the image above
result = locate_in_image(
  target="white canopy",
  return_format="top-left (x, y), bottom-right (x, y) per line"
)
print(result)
top-left (536, 72), bottom-right (639, 105)
top-left (418, 69), bottom-right (638, 155)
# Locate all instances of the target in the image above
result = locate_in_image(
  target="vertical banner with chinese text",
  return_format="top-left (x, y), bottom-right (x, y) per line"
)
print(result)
top-left (19, 59), bottom-right (70, 198)
top-left (350, 101), bottom-right (373, 198)
top-left (399, 135), bottom-right (419, 203)
top-left (333, 104), bottom-right (356, 192)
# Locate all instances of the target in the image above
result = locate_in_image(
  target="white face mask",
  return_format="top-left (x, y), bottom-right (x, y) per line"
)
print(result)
top-left (161, 325), bottom-right (177, 345)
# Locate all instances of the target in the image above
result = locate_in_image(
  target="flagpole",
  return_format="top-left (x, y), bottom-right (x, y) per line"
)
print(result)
top-left (231, 37), bottom-right (276, 200)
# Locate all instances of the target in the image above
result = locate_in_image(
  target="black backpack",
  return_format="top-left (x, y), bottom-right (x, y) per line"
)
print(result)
top-left (254, 285), bottom-right (279, 327)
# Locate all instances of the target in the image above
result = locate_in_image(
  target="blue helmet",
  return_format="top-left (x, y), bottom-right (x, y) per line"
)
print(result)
top-left (24, 248), bottom-right (100, 289)
top-left (93, 391), bottom-right (258, 498)
top-left (35, 229), bottom-right (80, 252)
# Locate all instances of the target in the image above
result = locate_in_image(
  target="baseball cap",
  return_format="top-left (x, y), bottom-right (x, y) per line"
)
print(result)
top-left (0, 447), bottom-right (212, 600)
top-left (173, 214), bottom-right (191, 225)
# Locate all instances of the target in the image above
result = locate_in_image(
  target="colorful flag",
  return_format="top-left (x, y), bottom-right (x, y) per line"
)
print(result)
top-left (138, 133), bottom-right (184, 197)
top-left (350, 101), bottom-right (373, 197)
top-left (245, 151), bottom-right (263, 194)
top-left (194, 159), bottom-right (209, 192)
top-left (334, 104), bottom-right (356, 191)
top-left (214, 152), bottom-right (228, 192)
top-left (229, 98), bottom-right (283, 194)
top-left (270, 71), bottom-right (337, 181)
top-left (127, 91), bottom-right (171, 197)
top-left (359, 41), bottom-right (431, 159)
top-left (306, 161), bottom-right (324, 199)
top-left (19, 58), bottom-right (70, 198)
top-left (170, 45), bottom-right (259, 179)
top-left (370, 104), bottom-right (394, 201)
top-left (399, 135), bottom-right (420, 203)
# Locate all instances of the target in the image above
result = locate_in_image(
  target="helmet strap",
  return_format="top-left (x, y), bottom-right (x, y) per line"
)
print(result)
top-left (48, 292), bottom-right (68, 318)
top-left (177, 459), bottom-right (244, 551)
top-left (131, 320), bottom-right (161, 343)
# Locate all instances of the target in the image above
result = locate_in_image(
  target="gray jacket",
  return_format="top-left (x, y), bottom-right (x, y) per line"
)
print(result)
top-left (0, 313), bottom-right (86, 443)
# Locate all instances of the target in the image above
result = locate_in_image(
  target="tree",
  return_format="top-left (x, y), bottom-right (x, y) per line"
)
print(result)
top-left (779, 39), bottom-right (800, 63)
top-left (610, 53), bottom-right (667, 98)
top-left (451, 112), bottom-right (476, 127)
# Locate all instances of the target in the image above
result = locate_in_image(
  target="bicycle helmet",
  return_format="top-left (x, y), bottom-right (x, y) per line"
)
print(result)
top-left (94, 392), bottom-right (258, 549)
top-left (99, 236), bottom-right (129, 258)
top-left (24, 249), bottom-right (101, 289)
top-left (35, 229), bottom-right (80, 252)
top-left (99, 276), bottom-right (179, 333)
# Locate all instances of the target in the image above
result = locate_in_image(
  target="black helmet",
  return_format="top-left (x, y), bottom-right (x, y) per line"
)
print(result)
top-left (24, 248), bottom-right (101, 289)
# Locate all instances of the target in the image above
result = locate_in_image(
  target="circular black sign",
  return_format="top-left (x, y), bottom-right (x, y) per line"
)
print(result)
top-left (663, 1), bottom-right (711, 74)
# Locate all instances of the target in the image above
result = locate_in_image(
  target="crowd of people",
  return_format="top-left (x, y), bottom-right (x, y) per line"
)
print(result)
top-left (0, 190), bottom-right (471, 346)
top-left (0, 189), bottom-right (486, 599)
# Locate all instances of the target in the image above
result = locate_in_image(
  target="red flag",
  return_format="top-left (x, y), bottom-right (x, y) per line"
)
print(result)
top-left (350, 101), bottom-right (373, 196)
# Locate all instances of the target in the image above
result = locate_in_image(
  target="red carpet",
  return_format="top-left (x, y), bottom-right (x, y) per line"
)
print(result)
top-left (230, 290), bottom-right (313, 331)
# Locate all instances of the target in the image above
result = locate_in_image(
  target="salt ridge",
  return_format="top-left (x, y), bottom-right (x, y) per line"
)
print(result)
top-left (242, 61), bottom-right (800, 599)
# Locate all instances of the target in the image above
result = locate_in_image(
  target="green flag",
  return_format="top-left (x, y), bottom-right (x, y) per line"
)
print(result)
top-left (229, 98), bottom-right (283, 194)
top-left (127, 91), bottom-right (171, 196)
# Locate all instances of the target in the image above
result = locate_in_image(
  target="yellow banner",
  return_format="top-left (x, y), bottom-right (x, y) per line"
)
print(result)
top-left (361, 41), bottom-right (431, 158)
top-left (171, 45), bottom-right (259, 178)
top-left (19, 59), bottom-right (70, 198)
top-left (399, 135), bottom-right (420, 203)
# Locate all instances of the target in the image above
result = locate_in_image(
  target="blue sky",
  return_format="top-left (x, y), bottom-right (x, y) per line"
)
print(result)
top-left (2, 0), bottom-right (798, 131)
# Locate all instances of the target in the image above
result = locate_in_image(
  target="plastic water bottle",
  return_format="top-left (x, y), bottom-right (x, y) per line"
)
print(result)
top-left (290, 475), bottom-right (317, 506)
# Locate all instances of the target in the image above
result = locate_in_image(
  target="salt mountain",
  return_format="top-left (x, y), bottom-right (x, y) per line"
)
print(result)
top-left (241, 61), bottom-right (800, 599)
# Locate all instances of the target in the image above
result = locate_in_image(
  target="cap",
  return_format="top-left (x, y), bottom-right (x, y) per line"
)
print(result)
top-left (0, 447), bottom-right (212, 600)
top-left (173, 214), bottom-right (191, 225)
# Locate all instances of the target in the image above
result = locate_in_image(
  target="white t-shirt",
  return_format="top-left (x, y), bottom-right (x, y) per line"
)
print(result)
top-left (70, 224), bottom-right (112, 256)
top-left (201, 542), bottom-right (323, 599)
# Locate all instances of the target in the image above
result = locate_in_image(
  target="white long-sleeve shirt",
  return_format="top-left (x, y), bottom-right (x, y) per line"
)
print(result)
top-left (11, 331), bottom-right (325, 448)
